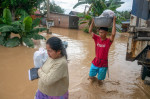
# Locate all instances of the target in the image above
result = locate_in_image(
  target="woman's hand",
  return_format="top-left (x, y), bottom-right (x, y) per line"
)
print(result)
top-left (38, 67), bottom-right (42, 73)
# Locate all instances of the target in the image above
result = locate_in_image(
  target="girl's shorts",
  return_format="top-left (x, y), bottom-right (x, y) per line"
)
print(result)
top-left (89, 63), bottom-right (108, 80)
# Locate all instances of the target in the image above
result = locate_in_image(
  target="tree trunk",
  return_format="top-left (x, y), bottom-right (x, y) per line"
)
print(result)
top-left (46, 0), bottom-right (51, 34)
top-left (11, 10), bottom-right (15, 21)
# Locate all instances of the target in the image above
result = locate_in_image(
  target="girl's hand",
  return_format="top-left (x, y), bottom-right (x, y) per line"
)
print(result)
top-left (113, 16), bottom-right (116, 22)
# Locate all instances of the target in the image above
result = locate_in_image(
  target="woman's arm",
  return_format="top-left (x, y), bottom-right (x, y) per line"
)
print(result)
top-left (38, 62), bottom-right (67, 86)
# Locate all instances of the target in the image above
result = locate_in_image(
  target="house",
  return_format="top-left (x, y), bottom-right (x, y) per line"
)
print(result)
top-left (69, 11), bottom-right (88, 30)
top-left (47, 11), bottom-right (85, 29)
top-left (47, 12), bottom-right (78, 29)
top-left (40, 11), bottom-right (88, 30)
top-left (30, 10), bottom-right (88, 30)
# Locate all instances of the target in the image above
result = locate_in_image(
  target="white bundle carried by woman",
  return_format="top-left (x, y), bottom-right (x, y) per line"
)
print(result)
top-left (94, 9), bottom-right (115, 27)
top-left (29, 41), bottom-right (68, 80)
top-left (28, 48), bottom-right (48, 81)
top-left (33, 48), bottom-right (48, 68)
top-left (33, 41), bottom-right (68, 68)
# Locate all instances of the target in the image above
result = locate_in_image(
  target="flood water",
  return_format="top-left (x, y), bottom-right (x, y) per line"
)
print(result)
top-left (0, 27), bottom-right (150, 99)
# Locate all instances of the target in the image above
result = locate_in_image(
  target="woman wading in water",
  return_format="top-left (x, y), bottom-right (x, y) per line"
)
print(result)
top-left (35, 37), bottom-right (69, 99)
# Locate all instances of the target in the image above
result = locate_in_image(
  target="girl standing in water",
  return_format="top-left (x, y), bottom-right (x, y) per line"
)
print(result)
top-left (88, 17), bottom-right (116, 85)
top-left (35, 37), bottom-right (69, 99)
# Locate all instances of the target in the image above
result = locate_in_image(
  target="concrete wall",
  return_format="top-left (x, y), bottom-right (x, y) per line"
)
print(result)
top-left (48, 13), bottom-right (88, 30)
top-left (49, 13), bottom-right (69, 28)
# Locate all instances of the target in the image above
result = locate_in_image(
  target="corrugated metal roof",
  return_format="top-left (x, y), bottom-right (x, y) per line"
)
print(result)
top-left (69, 11), bottom-right (81, 16)
top-left (122, 20), bottom-right (130, 24)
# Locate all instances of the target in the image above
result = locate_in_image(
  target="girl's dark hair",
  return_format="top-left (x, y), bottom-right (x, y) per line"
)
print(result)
top-left (46, 37), bottom-right (67, 59)
top-left (99, 27), bottom-right (108, 32)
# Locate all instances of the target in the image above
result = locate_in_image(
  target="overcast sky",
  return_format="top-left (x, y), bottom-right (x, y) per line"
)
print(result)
top-left (53, 0), bottom-right (133, 14)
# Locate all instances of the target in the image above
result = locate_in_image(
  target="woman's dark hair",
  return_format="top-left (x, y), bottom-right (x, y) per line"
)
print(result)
top-left (99, 27), bottom-right (108, 32)
top-left (46, 37), bottom-right (67, 59)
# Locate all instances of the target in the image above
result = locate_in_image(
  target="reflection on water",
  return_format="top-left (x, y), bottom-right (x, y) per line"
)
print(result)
top-left (0, 27), bottom-right (150, 99)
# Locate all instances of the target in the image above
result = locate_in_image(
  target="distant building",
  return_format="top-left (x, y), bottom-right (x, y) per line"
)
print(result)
top-left (69, 11), bottom-right (81, 16)
top-left (121, 20), bottom-right (130, 32)
top-left (69, 11), bottom-right (88, 30)
top-left (37, 11), bottom-right (88, 30)
top-left (47, 12), bottom-right (79, 29)
top-left (45, 11), bottom-right (88, 29)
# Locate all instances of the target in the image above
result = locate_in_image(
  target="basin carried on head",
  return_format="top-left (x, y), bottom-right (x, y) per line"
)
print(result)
top-left (94, 17), bottom-right (113, 27)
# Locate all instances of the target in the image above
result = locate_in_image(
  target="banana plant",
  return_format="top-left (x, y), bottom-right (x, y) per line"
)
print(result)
top-left (0, 8), bottom-right (46, 48)
top-left (0, 8), bottom-right (13, 46)
top-left (74, 0), bottom-right (125, 32)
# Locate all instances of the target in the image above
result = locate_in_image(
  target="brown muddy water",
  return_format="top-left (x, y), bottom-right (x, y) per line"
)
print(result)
top-left (0, 27), bottom-right (150, 99)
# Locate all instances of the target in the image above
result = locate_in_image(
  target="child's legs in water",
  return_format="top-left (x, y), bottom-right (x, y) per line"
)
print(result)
top-left (89, 63), bottom-right (99, 82)
top-left (97, 67), bottom-right (108, 84)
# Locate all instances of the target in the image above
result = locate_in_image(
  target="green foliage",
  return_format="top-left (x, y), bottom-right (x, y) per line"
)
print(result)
top-left (50, 1), bottom-right (65, 14)
top-left (15, 9), bottom-right (29, 21)
top-left (115, 11), bottom-right (126, 24)
top-left (5, 37), bottom-right (20, 47)
top-left (22, 37), bottom-right (34, 48)
top-left (32, 34), bottom-right (46, 40)
top-left (77, 13), bottom-right (91, 25)
top-left (3, 8), bottom-right (12, 25)
top-left (39, 0), bottom-right (65, 14)
top-left (83, 27), bottom-right (89, 33)
top-left (0, 0), bottom-right (43, 16)
top-left (27, 28), bottom-right (46, 41)
top-left (0, 18), bottom-right (4, 24)
top-left (74, 0), bottom-right (125, 33)
top-left (23, 16), bottom-right (32, 32)
top-left (0, 25), bottom-right (14, 33)
top-left (1, 32), bottom-right (7, 37)
top-left (0, 8), bottom-right (46, 48)
top-left (30, 28), bottom-right (47, 34)
top-left (0, 32), bottom-right (11, 46)
top-left (32, 18), bottom-right (41, 28)
top-left (118, 10), bottom-right (131, 20)
top-left (0, 35), bottom-right (4, 45)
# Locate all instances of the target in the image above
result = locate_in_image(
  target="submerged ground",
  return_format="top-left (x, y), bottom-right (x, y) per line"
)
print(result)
top-left (0, 27), bottom-right (150, 99)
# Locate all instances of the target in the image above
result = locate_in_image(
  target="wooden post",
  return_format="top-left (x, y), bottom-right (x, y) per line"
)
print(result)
top-left (46, 0), bottom-right (51, 34)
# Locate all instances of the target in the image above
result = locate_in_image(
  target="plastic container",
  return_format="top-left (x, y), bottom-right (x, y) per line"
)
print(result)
top-left (94, 17), bottom-right (113, 27)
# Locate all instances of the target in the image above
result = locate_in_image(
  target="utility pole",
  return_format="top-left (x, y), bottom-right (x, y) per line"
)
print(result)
top-left (47, 0), bottom-right (50, 19)
top-left (46, 0), bottom-right (51, 34)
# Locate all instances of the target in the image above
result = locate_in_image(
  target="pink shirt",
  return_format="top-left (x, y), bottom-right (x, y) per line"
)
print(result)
top-left (92, 34), bottom-right (112, 67)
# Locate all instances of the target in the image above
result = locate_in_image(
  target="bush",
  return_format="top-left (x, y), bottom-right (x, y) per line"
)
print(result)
top-left (0, 8), bottom-right (46, 48)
